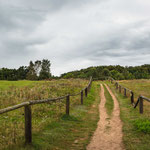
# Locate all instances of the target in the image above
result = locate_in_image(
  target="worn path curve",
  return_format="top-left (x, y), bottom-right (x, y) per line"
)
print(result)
top-left (87, 84), bottom-right (124, 150)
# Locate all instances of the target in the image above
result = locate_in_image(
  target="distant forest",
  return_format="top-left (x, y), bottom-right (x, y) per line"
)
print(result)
top-left (1, 62), bottom-right (150, 80)
top-left (0, 59), bottom-right (51, 81)
top-left (61, 64), bottom-right (150, 80)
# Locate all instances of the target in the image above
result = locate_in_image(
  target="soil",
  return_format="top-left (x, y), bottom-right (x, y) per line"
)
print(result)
top-left (87, 84), bottom-right (125, 150)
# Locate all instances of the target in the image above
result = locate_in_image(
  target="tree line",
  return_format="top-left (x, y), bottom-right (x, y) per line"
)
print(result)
top-left (1, 62), bottom-right (150, 81)
top-left (61, 64), bottom-right (150, 80)
top-left (0, 59), bottom-right (51, 81)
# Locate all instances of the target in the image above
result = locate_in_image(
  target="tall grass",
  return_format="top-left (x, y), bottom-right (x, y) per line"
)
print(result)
top-left (0, 79), bottom-right (88, 149)
top-left (118, 79), bottom-right (150, 115)
top-left (108, 80), bottom-right (150, 150)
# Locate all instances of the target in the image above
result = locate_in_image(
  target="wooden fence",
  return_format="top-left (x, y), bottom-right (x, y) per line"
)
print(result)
top-left (0, 77), bottom-right (92, 145)
top-left (108, 77), bottom-right (150, 114)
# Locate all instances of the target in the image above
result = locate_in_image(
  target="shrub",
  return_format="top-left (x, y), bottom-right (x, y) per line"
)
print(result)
top-left (134, 119), bottom-right (150, 133)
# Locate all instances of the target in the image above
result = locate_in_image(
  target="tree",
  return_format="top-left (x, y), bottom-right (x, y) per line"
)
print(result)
top-left (102, 68), bottom-right (110, 77)
top-left (34, 60), bottom-right (42, 77)
top-left (39, 59), bottom-right (51, 80)
top-left (115, 72), bottom-right (124, 80)
top-left (17, 66), bottom-right (28, 80)
top-left (26, 61), bottom-right (37, 80)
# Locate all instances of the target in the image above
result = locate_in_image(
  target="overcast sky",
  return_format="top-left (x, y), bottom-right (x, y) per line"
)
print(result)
top-left (0, 0), bottom-right (150, 76)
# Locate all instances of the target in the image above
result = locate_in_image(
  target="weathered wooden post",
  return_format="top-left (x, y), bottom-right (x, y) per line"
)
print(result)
top-left (115, 83), bottom-right (118, 90)
top-left (139, 97), bottom-right (143, 114)
top-left (81, 91), bottom-right (83, 105)
top-left (124, 88), bottom-right (126, 97)
top-left (131, 91), bottom-right (134, 104)
top-left (134, 97), bottom-right (140, 109)
top-left (85, 88), bottom-right (88, 97)
top-left (66, 95), bottom-right (70, 115)
top-left (119, 85), bottom-right (121, 93)
top-left (25, 105), bottom-right (32, 144)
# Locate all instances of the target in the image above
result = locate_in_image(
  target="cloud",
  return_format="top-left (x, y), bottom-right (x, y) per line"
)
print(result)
top-left (0, 0), bottom-right (150, 76)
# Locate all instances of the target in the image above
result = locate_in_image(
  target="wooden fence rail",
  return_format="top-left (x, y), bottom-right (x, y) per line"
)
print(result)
top-left (0, 77), bottom-right (92, 145)
top-left (108, 77), bottom-right (150, 114)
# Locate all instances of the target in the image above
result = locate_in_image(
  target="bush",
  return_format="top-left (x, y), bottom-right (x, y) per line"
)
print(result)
top-left (134, 119), bottom-right (150, 133)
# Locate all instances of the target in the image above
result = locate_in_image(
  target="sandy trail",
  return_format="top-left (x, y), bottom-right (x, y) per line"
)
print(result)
top-left (87, 84), bottom-right (124, 150)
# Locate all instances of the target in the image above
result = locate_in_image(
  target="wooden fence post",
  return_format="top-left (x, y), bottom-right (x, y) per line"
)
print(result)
top-left (116, 83), bottom-right (118, 90)
top-left (119, 85), bottom-right (121, 93)
top-left (134, 97), bottom-right (140, 108)
top-left (81, 91), bottom-right (83, 105)
top-left (66, 95), bottom-right (70, 115)
top-left (131, 91), bottom-right (134, 104)
top-left (25, 105), bottom-right (32, 144)
top-left (85, 88), bottom-right (88, 97)
top-left (139, 97), bottom-right (143, 114)
top-left (124, 88), bottom-right (126, 97)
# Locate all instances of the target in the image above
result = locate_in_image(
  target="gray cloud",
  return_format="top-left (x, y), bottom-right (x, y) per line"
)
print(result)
top-left (0, 0), bottom-right (150, 75)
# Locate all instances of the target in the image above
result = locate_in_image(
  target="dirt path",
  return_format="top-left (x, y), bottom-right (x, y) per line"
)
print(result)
top-left (87, 84), bottom-right (124, 150)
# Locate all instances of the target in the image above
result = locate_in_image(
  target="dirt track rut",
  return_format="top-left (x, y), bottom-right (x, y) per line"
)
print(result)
top-left (87, 84), bottom-right (124, 150)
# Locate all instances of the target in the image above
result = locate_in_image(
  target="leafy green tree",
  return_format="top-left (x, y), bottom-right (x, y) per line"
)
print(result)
top-left (102, 68), bottom-right (111, 77)
top-left (17, 66), bottom-right (28, 80)
top-left (115, 72), bottom-right (124, 80)
top-left (39, 59), bottom-right (51, 80)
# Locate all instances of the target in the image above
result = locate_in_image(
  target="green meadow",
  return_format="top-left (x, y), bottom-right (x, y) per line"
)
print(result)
top-left (0, 79), bottom-right (100, 150)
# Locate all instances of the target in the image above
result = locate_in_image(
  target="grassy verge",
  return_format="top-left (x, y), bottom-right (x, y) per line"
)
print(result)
top-left (6, 81), bottom-right (100, 150)
top-left (108, 82), bottom-right (150, 150)
top-left (103, 84), bottom-right (114, 117)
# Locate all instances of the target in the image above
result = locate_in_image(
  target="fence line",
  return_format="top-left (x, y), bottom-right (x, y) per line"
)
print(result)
top-left (0, 77), bottom-right (92, 145)
top-left (108, 77), bottom-right (150, 114)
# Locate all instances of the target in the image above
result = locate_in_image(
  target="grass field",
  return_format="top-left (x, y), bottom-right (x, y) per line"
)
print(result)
top-left (3, 79), bottom-right (150, 150)
top-left (119, 79), bottom-right (150, 98)
top-left (118, 79), bottom-right (150, 114)
top-left (108, 80), bottom-right (150, 150)
top-left (0, 79), bottom-right (100, 150)
top-left (0, 80), bottom-right (40, 90)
